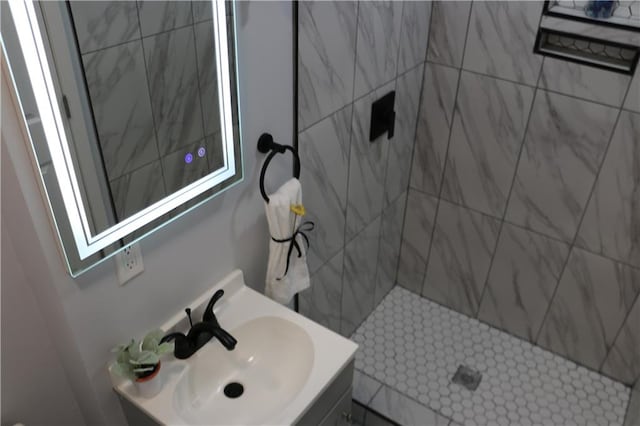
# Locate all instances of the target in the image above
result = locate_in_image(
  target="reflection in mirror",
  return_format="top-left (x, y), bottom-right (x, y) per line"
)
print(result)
top-left (1, 0), bottom-right (242, 275)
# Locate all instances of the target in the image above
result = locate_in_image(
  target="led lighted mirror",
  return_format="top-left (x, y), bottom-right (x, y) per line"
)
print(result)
top-left (2, 0), bottom-right (243, 275)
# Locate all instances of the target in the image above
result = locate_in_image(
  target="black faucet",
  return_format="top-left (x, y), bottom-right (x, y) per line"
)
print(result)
top-left (160, 289), bottom-right (237, 359)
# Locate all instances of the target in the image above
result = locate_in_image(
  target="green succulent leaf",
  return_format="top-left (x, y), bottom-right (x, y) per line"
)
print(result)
top-left (127, 339), bottom-right (141, 360)
top-left (157, 342), bottom-right (174, 355)
top-left (142, 329), bottom-right (164, 351)
top-left (111, 360), bottom-right (136, 380)
top-left (129, 350), bottom-right (159, 366)
top-left (112, 329), bottom-right (174, 382)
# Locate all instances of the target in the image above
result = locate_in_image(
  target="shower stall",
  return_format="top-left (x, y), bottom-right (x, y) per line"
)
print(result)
top-left (296, 1), bottom-right (640, 425)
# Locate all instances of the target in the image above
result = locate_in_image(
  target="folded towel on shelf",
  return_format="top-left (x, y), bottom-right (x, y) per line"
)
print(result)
top-left (264, 178), bottom-right (311, 305)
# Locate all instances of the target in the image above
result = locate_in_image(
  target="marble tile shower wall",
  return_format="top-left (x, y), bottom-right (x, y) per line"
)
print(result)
top-left (297, 1), bottom-right (432, 338)
top-left (70, 1), bottom-right (221, 221)
top-left (399, 0), bottom-right (640, 388)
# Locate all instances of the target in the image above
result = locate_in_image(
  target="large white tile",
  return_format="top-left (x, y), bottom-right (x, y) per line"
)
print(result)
top-left (410, 63), bottom-right (459, 197)
top-left (299, 250), bottom-right (344, 334)
top-left (624, 71), bottom-right (640, 112)
top-left (137, 0), bottom-right (193, 37)
top-left (299, 106), bottom-right (351, 274)
top-left (345, 82), bottom-right (394, 240)
top-left (427, 1), bottom-right (472, 68)
top-left (375, 192), bottom-right (406, 306)
top-left (160, 138), bottom-right (213, 194)
top-left (422, 200), bottom-right (501, 317)
top-left (369, 385), bottom-right (449, 426)
top-left (353, 1), bottom-right (403, 99)
top-left (625, 383), bottom-right (640, 426)
top-left (353, 370), bottom-right (383, 406)
top-left (397, 1), bottom-right (432, 74)
top-left (540, 57), bottom-right (631, 107)
top-left (577, 111), bottom-right (640, 269)
top-left (191, 1), bottom-right (213, 23)
top-left (538, 247), bottom-right (640, 371)
top-left (298, 1), bottom-right (357, 129)
top-left (194, 20), bottom-right (221, 137)
top-left (478, 223), bottom-right (570, 342)
top-left (505, 91), bottom-right (618, 242)
top-left (110, 160), bottom-right (166, 221)
top-left (384, 64), bottom-right (423, 206)
top-left (144, 26), bottom-right (204, 155)
top-left (602, 293), bottom-right (640, 386)
top-left (82, 40), bottom-right (159, 180)
top-left (70, 1), bottom-right (140, 53)
top-left (341, 217), bottom-right (381, 337)
top-left (441, 72), bottom-right (534, 217)
top-left (397, 189), bottom-right (438, 294)
top-left (463, 1), bottom-right (543, 85)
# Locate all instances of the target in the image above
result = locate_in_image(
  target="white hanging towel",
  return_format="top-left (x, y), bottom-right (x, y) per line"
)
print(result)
top-left (264, 178), bottom-right (311, 304)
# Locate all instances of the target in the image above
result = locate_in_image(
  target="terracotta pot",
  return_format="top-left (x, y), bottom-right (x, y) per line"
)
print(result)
top-left (134, 361), bottom-right (163, 398)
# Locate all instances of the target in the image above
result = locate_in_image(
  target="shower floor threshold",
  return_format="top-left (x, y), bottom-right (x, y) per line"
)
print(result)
top-left (351, 286), bottom-right (630, 426)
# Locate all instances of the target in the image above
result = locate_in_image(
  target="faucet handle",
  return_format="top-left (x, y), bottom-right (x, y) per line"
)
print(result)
top-left (185, 308), bottom-right (193, 327)
top-left (203, 289), bottom-right (225, 322)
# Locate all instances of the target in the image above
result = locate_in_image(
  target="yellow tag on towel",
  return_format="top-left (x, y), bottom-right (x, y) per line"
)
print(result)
top-left (290, 204), bottom-right (306, 216)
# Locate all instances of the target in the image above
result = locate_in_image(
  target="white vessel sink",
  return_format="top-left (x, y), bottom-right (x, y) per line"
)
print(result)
top-left (109, 270), bottom-right (357, 425)
top-left (173, 316), bottom-right (314, 424)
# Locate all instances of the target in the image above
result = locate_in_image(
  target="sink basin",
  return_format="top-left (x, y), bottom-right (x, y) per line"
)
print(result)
top-left (173, 316), bottom-right (314, 424)
top-left (110, 270), bottom-right (357, 425)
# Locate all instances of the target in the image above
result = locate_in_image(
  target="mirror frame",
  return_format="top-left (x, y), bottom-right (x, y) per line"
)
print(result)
top-left (5, 0), bottom-right (240, 262)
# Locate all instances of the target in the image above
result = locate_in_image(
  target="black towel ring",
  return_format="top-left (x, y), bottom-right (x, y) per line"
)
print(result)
top-left (257, 133), bottom-right (301, 203)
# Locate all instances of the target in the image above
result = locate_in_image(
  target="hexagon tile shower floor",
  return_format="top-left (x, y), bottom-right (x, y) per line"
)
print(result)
top-left (351, 287), bottom-right (630, 426)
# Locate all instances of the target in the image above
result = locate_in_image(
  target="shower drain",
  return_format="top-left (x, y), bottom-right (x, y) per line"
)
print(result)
top-left (452, 365), bottom-right (482, 391)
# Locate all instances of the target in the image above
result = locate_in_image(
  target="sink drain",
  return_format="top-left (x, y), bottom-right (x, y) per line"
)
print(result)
top-left (224, 382), bottom-right (244, 398)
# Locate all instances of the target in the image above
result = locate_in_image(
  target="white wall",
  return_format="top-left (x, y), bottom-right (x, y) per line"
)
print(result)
top-left (1, 2), bottom-right (293, 424)
top-left (1, 220), bottom-right (85, 426)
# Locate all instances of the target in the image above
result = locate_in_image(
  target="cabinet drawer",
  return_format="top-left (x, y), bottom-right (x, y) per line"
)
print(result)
top-left (319, 387), bottom-right (353, 426)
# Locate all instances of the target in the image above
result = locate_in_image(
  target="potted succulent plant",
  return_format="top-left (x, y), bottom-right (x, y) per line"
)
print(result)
top-left (112, 329), bottom-right (173, 398)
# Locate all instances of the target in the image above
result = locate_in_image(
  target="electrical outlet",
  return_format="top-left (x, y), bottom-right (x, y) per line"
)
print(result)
top-left (115, 243), bottom-right (144, 285)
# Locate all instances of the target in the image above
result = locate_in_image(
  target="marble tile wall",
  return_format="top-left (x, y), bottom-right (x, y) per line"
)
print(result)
top-left (70, 1), bottom-right (224, 221)
top-left (400, 0), bottom-right (640, 386)
top-left (298, 1), bottom-right (432, 337)
top-left (625, 381), bottom-right (640, 426)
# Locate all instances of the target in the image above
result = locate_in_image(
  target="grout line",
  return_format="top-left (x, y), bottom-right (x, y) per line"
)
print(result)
top-left (80, 38), bottom-right (142, 57)
top-left (394, 1), bottom-right (436, 291)
top-left (534, 74), bottom-right (632, 346)
top-left (134, 1), bottom-right (168, 198)
top-left (299, 50), bottom-right (426, 135)
top-left (409, 184), bottom-right (640, 271)
top-left (80, 19), bottom-right (213, 57)
top-left (393, 1), bottom-right (406, 79)
top-left (422, 60), bottom-right (630, 111)
top-left (298, 70), bottom-right (403, 135)
top-left (599, 290), bottom-right (640, 373)
top-left (595, 78), bottom-right (640, 368)
top-left (190, 2), bottom-right (210, 159)
top-left (338, 0), bottom-right (360, 337)
top-left (417, 2), bottom-right (473, 299)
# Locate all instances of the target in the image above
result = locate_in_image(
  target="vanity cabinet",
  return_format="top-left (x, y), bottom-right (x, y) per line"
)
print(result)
top-left (296, 360), bottom-right (354, 426)
top-left (117, 360), bottom-right (355, 426)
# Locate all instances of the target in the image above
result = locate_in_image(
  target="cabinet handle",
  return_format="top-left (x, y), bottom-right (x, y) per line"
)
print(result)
top-left (342, 412), bottom-right (353, 424)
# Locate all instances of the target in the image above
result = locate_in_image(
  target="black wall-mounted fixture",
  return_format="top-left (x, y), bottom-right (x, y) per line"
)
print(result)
top-left (369, 91), bottom-right (396, 142)
top-left (257, 133), bottom-right (301, 203)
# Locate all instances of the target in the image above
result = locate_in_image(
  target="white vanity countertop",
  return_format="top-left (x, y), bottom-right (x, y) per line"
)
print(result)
top-left (110, 270), bottom-right (358, 425)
